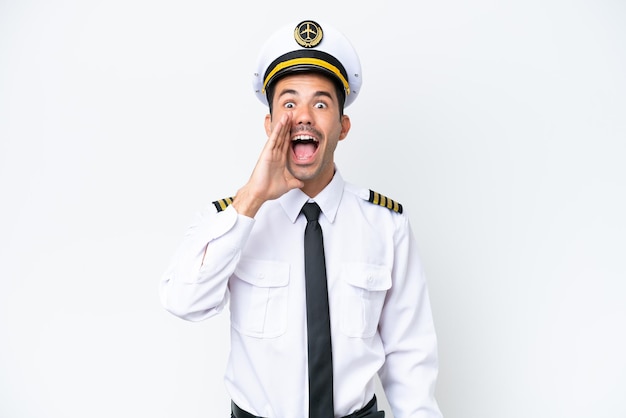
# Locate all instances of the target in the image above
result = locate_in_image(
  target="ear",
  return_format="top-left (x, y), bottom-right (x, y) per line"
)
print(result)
top-left (264, 113), bottom-right (272, 137)
top-left (339, 115), bottom-right (351, 141)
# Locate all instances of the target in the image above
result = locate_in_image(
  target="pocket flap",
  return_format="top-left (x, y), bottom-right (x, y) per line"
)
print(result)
top-left (341, 263), bottom-right (392, 291)
top-left (235, 258), bottom-right (290, 287)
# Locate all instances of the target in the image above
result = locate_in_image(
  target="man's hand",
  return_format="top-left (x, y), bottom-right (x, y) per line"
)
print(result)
top-left (232, 112), bottom-right (304, 217)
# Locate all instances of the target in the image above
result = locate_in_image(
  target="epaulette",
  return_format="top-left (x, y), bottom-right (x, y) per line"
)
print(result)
top-left (212, 197), bottom-right (234, 213)
top-left (366, 190), bottom-right (403, 214)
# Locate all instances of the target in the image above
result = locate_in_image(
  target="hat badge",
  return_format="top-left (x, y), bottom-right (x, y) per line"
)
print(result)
top-left (294, 20), bottom-right (323, 48)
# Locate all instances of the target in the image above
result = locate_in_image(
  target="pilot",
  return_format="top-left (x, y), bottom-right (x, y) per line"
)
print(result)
top-left (160, 19), bottom-right (443, 418)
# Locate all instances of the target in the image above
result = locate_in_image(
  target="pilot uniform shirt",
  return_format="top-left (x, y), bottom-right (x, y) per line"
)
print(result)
top-left (160, 169), bottom-right (442, 418)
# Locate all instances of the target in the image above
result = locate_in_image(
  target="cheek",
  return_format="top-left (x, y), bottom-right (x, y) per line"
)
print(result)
top-left (323, 137), bottom-right (340, 155)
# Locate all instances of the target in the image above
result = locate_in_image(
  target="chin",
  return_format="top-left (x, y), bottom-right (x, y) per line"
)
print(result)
top-left (288, 163), bottom-right (319, 182)
top-left (289, 168), bottom-right (316, 182)
top-left (290, 158), bottom-right (336, 186)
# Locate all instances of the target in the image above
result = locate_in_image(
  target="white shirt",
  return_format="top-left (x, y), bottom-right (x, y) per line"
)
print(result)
top-left (160, 170), bottom-right (442, 418)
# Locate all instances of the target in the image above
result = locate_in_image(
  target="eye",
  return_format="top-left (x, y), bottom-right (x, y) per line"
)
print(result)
top-left (314, 101), bottom-right (327, 109)
top-left (284, 101), bottom-right (295, 109)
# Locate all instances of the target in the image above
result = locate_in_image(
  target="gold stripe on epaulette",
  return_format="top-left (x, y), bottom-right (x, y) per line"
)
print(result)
top-left (368, 190), bottom-right (403, 214)
top-left (212, 197), bottom-right (234, 213)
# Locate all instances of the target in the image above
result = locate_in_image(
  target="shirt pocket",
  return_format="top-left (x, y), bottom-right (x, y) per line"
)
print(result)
top-left (230, 258), bottom-right (290, 338)
top-left (339, 263), bottom-right (392, 338)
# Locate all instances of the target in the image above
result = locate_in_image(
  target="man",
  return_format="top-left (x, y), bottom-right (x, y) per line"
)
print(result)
top-left (160, 19), bottom-right (443, 418)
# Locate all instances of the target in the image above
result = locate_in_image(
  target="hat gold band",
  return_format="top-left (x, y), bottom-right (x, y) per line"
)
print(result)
top-left (262, 57), bottom-right (351, 96)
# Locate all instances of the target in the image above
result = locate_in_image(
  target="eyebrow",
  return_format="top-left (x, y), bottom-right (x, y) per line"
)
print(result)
top-left (277, 89), bottom-right (335, 102)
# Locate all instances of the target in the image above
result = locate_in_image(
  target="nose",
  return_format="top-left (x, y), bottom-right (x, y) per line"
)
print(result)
top-left (293, 106), bottom-right (312, 125)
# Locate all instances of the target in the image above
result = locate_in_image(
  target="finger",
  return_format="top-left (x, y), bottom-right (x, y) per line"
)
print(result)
top-left (265, 113), bottom-right (287, 146)
top-left (277, 113), bottom-right (292, 153)
top-left (271, 113), bottom-right (289, 143)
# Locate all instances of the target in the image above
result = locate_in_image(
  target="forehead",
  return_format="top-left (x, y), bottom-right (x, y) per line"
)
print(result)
top-left (273, 72), bottom-right (339, 99)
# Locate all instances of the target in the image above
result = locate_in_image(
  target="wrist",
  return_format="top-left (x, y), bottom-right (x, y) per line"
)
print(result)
top-left (232, 186), bottom-right (266, 218)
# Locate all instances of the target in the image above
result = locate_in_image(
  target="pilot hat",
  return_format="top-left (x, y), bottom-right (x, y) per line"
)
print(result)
top-left (252, 20), bottom-right (362, 108)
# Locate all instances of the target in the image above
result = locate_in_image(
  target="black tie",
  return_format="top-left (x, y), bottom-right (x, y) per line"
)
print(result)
top-left (301, 202), bottom-right (334, 418)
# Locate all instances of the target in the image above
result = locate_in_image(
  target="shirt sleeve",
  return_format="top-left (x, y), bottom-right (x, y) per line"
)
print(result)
top-left (378, 215), bottom-right (443, 418)
top-left (159, 204), bottom-right (255, 322)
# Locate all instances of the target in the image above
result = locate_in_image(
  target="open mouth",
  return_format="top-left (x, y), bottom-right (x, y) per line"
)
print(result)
top-left (292, 134), bottom-right (319, 161)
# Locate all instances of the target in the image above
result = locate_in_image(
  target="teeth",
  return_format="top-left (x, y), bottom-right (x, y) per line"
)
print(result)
top-left (292, 135), bottom-right (318, 142)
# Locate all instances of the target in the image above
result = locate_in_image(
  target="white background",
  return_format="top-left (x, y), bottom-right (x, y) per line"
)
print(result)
top-left (1, 1), bottom-right (625, 417)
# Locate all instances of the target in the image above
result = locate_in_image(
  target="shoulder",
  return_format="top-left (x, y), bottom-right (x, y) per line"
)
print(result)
top-left (364, 189), bottom-right (404, 214)
top-left (344, 183), bottom-right (404, 215)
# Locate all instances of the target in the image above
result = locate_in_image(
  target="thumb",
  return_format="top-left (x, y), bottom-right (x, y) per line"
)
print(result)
top-left (286, 177), bottom-right (305, 190)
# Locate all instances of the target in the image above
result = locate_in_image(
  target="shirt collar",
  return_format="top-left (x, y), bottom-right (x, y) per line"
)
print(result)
top-left (279, 168), bottom-right (345, 224)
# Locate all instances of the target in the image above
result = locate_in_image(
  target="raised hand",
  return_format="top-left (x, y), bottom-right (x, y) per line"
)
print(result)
top-left (232, 112), bottom-right (304, 217)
